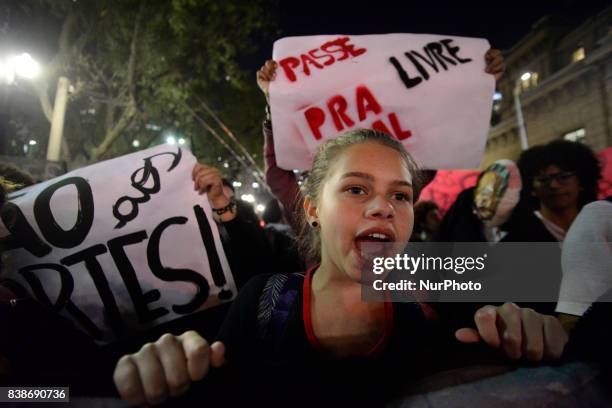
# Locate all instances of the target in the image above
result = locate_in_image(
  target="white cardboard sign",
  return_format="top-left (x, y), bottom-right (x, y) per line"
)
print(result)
top-left (270, 33), bottom-right (495, 170)
top-left (0, 145), bottom-right (236, 343)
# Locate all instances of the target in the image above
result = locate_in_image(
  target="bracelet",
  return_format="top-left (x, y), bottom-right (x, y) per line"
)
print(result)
top-left (212, 201), bottom-right (236, 216)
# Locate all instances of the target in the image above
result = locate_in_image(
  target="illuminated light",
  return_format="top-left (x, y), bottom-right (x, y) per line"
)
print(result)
top-left (520, 72), bottom-right (531, 81)
top-left (178, 137), bottom-right (186, 145)
top-left (493, 92), bottom-right (502, 101)
top-left (223, 162), bottom-right (229, 168)
top-left (259, 220), bottom-right (266, 228)
top-left (240, 194), bottom-right (255, 203)
top-left (252, 182), bottom-right (259, 189)
top-left (132, 140), bottom-right (140, 148)
top-left (0, 60), bottom-right (15, 84)
top-left (166, 135), bottom-right (176, 145)
top-left (232, 181), bottom-right (242, 188)
top-left (12, 53), bottom-right (40, 79)
top-left (28, 140), bottom-right (37, 146)
top-left (256, 204), bottom-right (265, 213)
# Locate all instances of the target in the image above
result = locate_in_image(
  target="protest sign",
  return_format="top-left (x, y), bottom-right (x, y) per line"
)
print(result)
top-left (270, 34), bottom-right (495, 170)
top-left (0, 145), bottom-right (235, 343)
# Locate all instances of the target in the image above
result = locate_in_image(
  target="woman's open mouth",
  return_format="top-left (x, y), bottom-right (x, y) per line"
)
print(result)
top-left (353, 228), bottom-right (396, 263)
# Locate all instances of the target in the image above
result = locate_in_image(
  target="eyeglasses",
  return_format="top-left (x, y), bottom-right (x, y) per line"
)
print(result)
top-left (533, 171), bottom-right (576, 187)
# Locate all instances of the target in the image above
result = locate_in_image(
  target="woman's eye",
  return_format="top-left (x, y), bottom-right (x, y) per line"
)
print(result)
top-left (393, 192), bottom-right (412, 202)
top-left (346, 186), bottom-right (366, 195)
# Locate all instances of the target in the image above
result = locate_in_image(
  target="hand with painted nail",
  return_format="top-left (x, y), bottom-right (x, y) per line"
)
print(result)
top-left (455, 302), bottom-right (568, 361)
top-left (484, 48), bottom-right (505, 82)
top-left (113, 331), bottom-right (226, 406)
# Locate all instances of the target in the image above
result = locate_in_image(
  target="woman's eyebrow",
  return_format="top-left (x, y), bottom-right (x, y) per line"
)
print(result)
top-left (341, 171), bottom-right (374, 181)
top-left (391, 180), bottom-right (413, 188)
top-left (340, 172), bottom-right (412, 187)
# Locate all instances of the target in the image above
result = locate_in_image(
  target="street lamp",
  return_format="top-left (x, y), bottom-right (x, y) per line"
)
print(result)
top-left (1, 52), bottom-right (69, 162)
top-left (0, 53), bottom-right (40, 84)
top-left (513, 72), bottom-right (531, 150)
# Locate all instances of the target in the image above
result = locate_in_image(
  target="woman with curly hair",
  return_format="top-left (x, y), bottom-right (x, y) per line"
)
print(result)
top-left (509, 140), bottom-right (601, 242)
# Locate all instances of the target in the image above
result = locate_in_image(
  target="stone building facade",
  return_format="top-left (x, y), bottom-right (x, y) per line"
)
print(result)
top-left (482, 6), bottom-right (612, 168)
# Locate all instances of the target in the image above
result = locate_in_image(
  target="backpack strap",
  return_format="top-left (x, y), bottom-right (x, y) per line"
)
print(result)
top-left (256, 273), bottom-right (304, 345)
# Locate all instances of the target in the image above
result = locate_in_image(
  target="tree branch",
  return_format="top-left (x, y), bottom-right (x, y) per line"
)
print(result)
top-left (89, 0), bottom-right (145, 162)
top-left (127, 0), bottom-right (146, 109)
top-left (90, 102), bottom-right (136, 161)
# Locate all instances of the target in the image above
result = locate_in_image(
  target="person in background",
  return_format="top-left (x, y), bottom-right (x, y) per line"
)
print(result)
top-left (434, 160), bottom-right (522, 243)
top-left (261, 198), bottom-right (305, 273)
top-left (506, 140), bottom-right (601, 242)
top-left (0, 163), bottom-right (36, 188)
top-left (556, 197), bottom-right (612, 330)
top-left (412, 200), bottom-right (440, 241)
top-left (219, 177), bottom-right (260, 226)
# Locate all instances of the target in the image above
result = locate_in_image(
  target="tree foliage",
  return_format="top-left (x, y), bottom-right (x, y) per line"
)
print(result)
top-left (7, 0), bottom-right (277, 171)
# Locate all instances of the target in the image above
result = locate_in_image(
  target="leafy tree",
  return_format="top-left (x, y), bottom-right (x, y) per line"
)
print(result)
top-left (5, 0), bottom-right (277, 171)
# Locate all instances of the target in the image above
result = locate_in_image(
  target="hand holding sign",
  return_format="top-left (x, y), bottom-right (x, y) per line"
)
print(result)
top-left (455, 303), bottom-right (568, 361)
top-left (114, 331), bottom-right (225, 406)
top-left (484, 48), bottom-right (505, 81)
top-left (257, 60), bottom-right (278, 101)
top-left (192, 163), bottom-right (237, 222)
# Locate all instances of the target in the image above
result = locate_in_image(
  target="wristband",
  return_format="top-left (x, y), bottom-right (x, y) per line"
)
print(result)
top-left (212, 200), bottom-right (236, 216)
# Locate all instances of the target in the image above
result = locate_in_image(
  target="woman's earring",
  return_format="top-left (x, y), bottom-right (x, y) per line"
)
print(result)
top-left (311, 221), bottom-right (319, 228)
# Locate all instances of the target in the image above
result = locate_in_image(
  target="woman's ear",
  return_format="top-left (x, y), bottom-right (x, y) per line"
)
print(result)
top-left (303, 196), bottom-right (318, 224)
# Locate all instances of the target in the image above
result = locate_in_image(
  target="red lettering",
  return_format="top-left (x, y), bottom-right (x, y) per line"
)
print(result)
top-left (371, 120), bottom-right (393, 137)
top-left (304, 107), bottom-right (326, 140)
top-left (279, 57), bottom-right (300, 82)
top-left (327, 95), bottom-right (355, 131)
top-left (321, 37), bottom-right (367, 61)
top-left (308, 48), bottom-right (335, 66)
top-left (388, 112), bottom-right (412, 140)
top-left (371, 113), bottom-right (412, 141)
top-left (356, 86), bottom-right (382, 121)
top-left (300, 53), bottom-right (324, 77)
top-left (282, 37), bottom-right (367, 83)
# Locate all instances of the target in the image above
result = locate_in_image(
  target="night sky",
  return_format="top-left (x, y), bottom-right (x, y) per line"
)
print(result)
top-left (2, 0), bottom-right (609, 74)
top-left (263, 0), bottom-right (609, 55)
top-left (223, 0), bottom-right (610, 71)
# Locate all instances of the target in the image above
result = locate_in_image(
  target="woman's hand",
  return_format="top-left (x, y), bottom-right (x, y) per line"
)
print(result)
top-left (456, 302), bottom-right (568, 361)
top-left (113, 331), bottom-right (225, 406)
top-left (256, 59), bottom-right (277, 101)
top-left (192, 163), bottom-right (236, 221)
top-left (484, 48), bottom-right (505, 82)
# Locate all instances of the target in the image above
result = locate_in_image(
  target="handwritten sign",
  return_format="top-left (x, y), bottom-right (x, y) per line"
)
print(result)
top-left (0, 145), bottom-right (236, 343)
top-left (270, 34), bottom-right (495, 170)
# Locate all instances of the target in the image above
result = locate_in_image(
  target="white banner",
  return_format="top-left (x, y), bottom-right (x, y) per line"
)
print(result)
top-left (0, 145), bottom-right (236, 343)
top-left (270, 33), bottom-right (495, 170)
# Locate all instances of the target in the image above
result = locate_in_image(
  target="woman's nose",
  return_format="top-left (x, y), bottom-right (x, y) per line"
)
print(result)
top-left (365, 196), bottom-right (394, 219)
